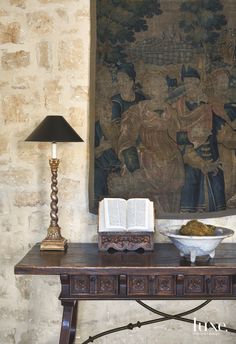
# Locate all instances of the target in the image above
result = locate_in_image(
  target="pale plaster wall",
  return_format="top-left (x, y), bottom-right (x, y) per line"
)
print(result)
top-left (0, 0), bottom-right (236, 343)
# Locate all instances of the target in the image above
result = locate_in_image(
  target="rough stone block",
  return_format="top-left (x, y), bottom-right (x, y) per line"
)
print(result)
top-left (72, 85), bottom-right (89, 101)
top-left (36, 41), bottom-right (51, 69)
top-left (28, 210), bottom-right (49, 244)
top-left (0, 80), bottom-right (8, 88)
top-left (0, 168), bottom-right (32, 186)
top-left (18, 330), bottom-right (39, 344)
top-left (0, 283), bottom-right (7, 298)
top-left (59, 146), bottom-right (82, 175)
top-left (0, 135), bottom-right (8, 155)
top-left (1, 50), bottom-right (30, 70)
top-left (0, 198), bottom-right (9, 218)
top-left (0, 22), bottom-right (20, 44)
top-left (15, 276), bottom-right (31, 300)
top-left (0, 191), bottom-right (11, 216)
top-left (0, 266), bottom-right (6, 279)
top-left (10, 0), bottom-right (26, 8)
top-left (75, 8), bottom-right (90, 17)
top-left (44, 79), bottom-right (63, 111)
top-left (17, 140), bottom-right (41, 162)
top-left (11, 76), bottom-right (35, 90)
top-left (2, 94), bottom-right (28, 123)
top-left (59, 178), bottom-right (80, 201)
top-left (14, 191), bottom-right (46, 207)
top-left (0, 306), bottom-right (29, 323)
top-left (0, 331), bottom-right (16, 344)
top-left (27, 11), bottom-right (53, 34)
top-left (0, 8), bottom-right (8, 16)
top-left (56, 9), bottom-right (68, 21)
top-left (68, 106), bottom-right (85, 127)
top-left (0, 306), bottom-right (27, 322)
top-left (58, 39), bottom-right (83, 70)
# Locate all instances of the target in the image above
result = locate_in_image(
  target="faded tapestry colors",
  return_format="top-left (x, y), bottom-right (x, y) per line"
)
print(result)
top-left (92, 0), bottom-right (236, 217)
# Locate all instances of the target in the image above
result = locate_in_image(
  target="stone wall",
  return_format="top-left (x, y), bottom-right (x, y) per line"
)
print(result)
top-left (0, 0), bottom-right (93, 343)
top-left (0, 0), bottom-right (236, 343)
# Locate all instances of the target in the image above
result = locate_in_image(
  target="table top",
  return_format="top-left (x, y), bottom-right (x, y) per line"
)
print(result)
top-left (14, 243), bottom-right (236, 276)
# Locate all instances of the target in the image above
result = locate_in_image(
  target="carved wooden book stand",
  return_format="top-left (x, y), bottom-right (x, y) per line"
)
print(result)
top-left (98, 231), bottom-right (154, 251)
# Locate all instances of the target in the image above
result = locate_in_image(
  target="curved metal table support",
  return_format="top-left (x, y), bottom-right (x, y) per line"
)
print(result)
top-left (81, 300), bottom-right (236, 344)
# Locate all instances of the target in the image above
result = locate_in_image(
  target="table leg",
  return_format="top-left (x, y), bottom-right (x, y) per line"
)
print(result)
top-left (59, 300), bottom-right (78, 344)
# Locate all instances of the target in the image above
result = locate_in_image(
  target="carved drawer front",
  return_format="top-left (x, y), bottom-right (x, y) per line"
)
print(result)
top-left (70, 276), bottom-right (90, 295)
top-left (97, 276), bottom-right (118, 295)
top-left (211, 276), bottom-right (232, 295)
top-left (184, 276), bottom-right (205, 295)
top-left (154, 275), bottom-right (176, 296)
top-left (128, 276), bottom-right (149, 295)
top-left (70, 275), bottom-right (118, 296)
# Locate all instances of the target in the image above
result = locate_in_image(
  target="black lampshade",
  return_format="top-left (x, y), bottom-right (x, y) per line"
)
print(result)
top-left (25, 116), bottom-right (83, 142)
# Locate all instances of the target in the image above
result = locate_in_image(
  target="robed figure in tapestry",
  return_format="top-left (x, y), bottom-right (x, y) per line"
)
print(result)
top-left (91, 0), bottom-right (236, 217)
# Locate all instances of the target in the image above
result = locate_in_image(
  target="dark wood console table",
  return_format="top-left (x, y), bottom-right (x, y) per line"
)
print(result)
top-left (14, 243), bottom-right (236, 344)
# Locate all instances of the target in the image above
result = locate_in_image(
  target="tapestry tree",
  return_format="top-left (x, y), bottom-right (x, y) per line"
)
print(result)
top-left (97, 0), bottom-right (162, 64)
top-left (179, 0), bottom-right (227, 65)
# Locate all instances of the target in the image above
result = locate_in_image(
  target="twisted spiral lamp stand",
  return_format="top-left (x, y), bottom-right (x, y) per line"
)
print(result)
top-left (40, 158), bottom-right (67, 251)
top-left (25, 115), bottom-right (83, 251)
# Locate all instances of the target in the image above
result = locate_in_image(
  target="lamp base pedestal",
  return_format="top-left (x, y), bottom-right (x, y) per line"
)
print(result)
top-left (40, 237), bottom-right (67, 251)
top-left (40, 225), bottom-right (68, 251)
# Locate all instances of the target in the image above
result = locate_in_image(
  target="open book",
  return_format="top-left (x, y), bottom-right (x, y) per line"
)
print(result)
top-left (99, 198), bottom-right (154, 232)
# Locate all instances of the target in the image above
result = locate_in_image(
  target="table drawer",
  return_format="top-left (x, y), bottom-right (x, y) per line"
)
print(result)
top-left (70, 275), bottom-right (119, 296)
top-left (183, 275), bottom-right (232, 296)
top-left (127, 275), bottom-right (176, 296)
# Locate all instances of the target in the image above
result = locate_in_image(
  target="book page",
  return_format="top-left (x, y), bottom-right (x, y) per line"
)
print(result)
top-left (98, 200), bottom-right (105, 232)
top-left (100, 198), bottom-right (126, 231)
top-left (148, 201), bottom-right (155, 232)
top-left (127, 198), bottom-right (150, 231)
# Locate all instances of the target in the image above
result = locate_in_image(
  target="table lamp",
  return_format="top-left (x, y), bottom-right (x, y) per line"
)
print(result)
top-left (25, 115), bottom-right (83, 251)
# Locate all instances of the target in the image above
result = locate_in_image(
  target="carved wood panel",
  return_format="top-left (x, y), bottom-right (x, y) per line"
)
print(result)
top-left (128, 276), bottom-right (149, 295)
top-left (211, 276), bottom-right (232, 295)
top-left (98, 233), bottom-right (154, 251)
top-left (70, 276), bottom-right (90, 295)
top-left (184, 276), bottom-right (205, 295)
top-left (155, 275), bottom-right (176, 296)
top-left (97, 276), bottom-right (118, 295)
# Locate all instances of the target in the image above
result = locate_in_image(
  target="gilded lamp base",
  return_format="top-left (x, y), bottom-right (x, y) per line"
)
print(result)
top-left (40, 237), bottom-right (67, 251)
top-left (40, 225), bottom-right (68, 251)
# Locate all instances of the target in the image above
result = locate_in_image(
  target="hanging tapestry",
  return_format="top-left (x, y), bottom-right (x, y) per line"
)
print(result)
top-left (90, 0), bottom-right (236, 218)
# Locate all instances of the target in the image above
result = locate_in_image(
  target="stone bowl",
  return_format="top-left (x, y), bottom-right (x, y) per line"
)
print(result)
top-left (160, 227), bottom-right (234, 263)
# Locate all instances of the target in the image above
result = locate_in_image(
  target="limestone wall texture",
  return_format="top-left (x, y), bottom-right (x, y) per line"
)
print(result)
top-left (0, 0), bottom-right (236, 343)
